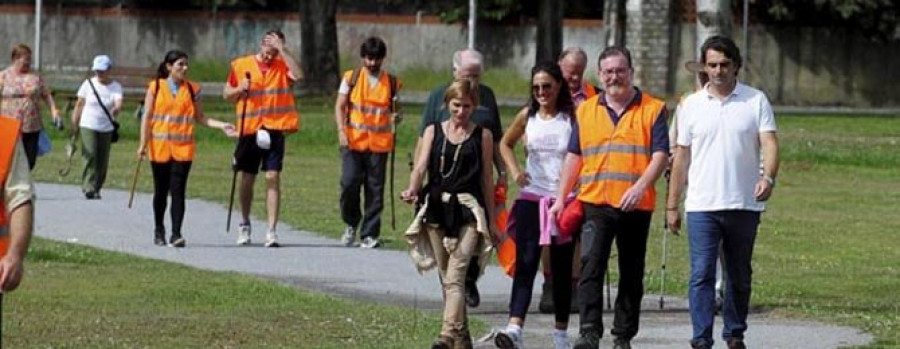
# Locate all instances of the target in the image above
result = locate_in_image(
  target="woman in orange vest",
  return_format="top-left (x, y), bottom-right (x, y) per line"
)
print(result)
top-left (494, 62), bottom-right (577, 349)
top-left (138, 50), bottom-right (236, 247)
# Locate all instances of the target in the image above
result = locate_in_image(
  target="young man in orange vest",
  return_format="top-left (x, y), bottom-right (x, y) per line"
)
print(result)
top-left (550, 46), bottom-right (669, 349)
top-left (223, 29), bottom-right (301, 248)
top-left (333, 37), bottom-right (401, 249)
top-left (0, 117), bottom-right (35, 308)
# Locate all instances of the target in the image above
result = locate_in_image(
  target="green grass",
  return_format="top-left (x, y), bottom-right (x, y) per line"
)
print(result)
top-left (29, 97), bottom-right (900, 347)
top-left (7, 238), bottom-right (447, 348)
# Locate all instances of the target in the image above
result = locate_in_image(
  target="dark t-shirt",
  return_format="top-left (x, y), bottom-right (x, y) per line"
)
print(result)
top-left (419, 83), bottom-right (502, 141)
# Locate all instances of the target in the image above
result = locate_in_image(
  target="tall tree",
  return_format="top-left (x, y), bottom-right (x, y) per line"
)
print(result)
top-left (299, 0), bottom-right (340, 94)
top-left (604, 0), bottom-right (626, 47)
top-left (535, 0), bottom-right (563, 64)
top-left (696, 0), bottom-right (733, 57)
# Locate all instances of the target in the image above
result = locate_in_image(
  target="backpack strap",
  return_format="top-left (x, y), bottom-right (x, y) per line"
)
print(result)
top-left (388, 73), bottom-right (398, 112)
top-left (346, 66), bottom-right (362, 98)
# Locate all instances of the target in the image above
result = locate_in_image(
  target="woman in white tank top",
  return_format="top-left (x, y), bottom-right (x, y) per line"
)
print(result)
top-left (494, 62), bottom-right (576, 349)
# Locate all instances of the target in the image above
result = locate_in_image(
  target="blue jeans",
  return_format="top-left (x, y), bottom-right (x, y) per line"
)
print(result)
top-left (687, 210), bottom-right (760, 346)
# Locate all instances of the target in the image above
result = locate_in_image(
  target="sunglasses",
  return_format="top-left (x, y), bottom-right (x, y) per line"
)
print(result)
top-left (532, 83), bottom-right (554, 92)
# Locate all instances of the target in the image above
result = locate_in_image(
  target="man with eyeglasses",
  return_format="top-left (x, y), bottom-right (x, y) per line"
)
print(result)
top-left (550, 46), bottom-right (669, 349)
top-left (666, 35), bottom-right (779, 349)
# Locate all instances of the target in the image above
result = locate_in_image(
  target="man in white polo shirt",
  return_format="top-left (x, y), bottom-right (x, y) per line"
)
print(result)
top-left (665, 35), bottom-right (780, 349)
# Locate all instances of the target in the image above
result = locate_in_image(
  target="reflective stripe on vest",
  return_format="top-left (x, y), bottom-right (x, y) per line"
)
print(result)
top-left (576, 92), bottom-right (664, 211)
top-left (0, 116), bottom-right (22, 256)
top-left (149, 79), bottom-right (197, 162)
top-left (343, 68), bottom-right (398, 153)
top-left (231, 56), bottom-right (299, 135)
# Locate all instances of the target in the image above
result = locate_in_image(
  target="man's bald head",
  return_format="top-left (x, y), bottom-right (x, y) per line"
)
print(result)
top-left (558, 47), bottom-right (588, 94)
top-left (452, 49), bottom-right (484, 83)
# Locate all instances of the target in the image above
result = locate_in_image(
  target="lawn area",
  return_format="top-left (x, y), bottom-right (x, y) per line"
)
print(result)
top-left (25, 95), bottom-right (900, 347)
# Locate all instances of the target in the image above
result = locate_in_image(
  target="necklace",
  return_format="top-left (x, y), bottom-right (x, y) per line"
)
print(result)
top-left (439, 124), bottom-right (469, 179)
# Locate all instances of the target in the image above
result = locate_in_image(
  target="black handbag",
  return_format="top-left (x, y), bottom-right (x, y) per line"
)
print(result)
top-left (87, 78), bottom-right (120, 143)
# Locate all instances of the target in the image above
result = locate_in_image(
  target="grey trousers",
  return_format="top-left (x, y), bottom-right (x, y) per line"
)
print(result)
top-left (339, 148), bottom-right (388, 239)
top-left (80, 127), bottom-right (113, 195)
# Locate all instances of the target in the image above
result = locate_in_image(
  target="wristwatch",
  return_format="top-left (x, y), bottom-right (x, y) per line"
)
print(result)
top-left (763, 175), bottom-right (776, 187)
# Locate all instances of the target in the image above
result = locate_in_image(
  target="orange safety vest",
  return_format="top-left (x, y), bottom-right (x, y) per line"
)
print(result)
top-left (148, 79), bottom-right (199, 162)
top-left (583, 83), bottom-right (600, 99)
top-left (0, 116), bottom-right (22, 256)
top-left (576, 92), bottom-right (665, 211)
top-left (230, 55), bottom-right (299, 135)
top-left (342, 68), bottom-right (400, 153)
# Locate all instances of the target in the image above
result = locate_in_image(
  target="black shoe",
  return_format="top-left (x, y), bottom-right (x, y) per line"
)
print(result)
top-left (538, 279), bottom-right (555, 314)
top-left (572, 326), bottom-right (601, 349)
top-left (691, 339), bottom-right (713, 349)
top-left (170, 235), bottom-right (186, 248)
top-left (154, 236), bottom-right (166, 246)
top-left (727, 338), bottom-right (747, 349)
top-left (465, 279), bottom-right (480, 308)
top-left (613, 336), bottom-right (632, 349)
top-left (430, 335), bottom-right (452, 349)
top-left (85, 192), bottom-right (99, 200)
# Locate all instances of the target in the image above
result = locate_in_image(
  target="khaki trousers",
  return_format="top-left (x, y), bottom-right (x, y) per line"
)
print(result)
top-left (426, 222), bottom-right (480, 339)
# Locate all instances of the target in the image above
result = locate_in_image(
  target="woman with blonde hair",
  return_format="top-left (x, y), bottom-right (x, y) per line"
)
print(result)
top-left (402, 78), bottom-right (497, 349)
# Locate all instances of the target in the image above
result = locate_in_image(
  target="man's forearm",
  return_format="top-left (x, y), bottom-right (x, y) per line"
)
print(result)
top-left (7, 201), bottom-right (33, 262)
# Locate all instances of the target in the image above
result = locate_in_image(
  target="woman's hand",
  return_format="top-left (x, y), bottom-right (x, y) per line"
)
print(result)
top-left (400, 189), bottom-right (418, 205)
top-left (512, 170), bottom-right (531, 187)
top-left (221, 124), bottom-right (237, 138)
top-left (51, 109), bottom-right (64, 130)
top-left (137, 145), bottom-right (147, 160)
top-left (549, 198), bottom-right (565, 221)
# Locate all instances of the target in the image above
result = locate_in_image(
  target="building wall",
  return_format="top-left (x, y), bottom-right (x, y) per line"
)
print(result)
top-left (1, 5), bottom-right (897, 106)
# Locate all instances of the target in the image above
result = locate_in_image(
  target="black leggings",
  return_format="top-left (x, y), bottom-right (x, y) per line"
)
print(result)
top-left (508, 200), bottom-right (575, 323)
top-left (21, 131), bottom-right (39, 170)
top-left (151, 161), bottom-right (192, 236)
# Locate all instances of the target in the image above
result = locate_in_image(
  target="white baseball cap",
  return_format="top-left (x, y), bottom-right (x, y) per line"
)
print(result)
top-left (91, 55), bottom-right (112, 71)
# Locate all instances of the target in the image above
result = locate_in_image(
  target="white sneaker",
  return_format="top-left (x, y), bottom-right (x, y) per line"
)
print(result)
top-left (359, 236), bottom-right (381, 249)
top-left (553, 331), bottom-right (571, 349)
top-left (265, 231), bottom-right (280, 248)
top-left (341, 226), bottom-right (355, 247)
top-left (236, 223), bottom-right (251, 245)
top-left (494, 328), bottom-right (523, 348)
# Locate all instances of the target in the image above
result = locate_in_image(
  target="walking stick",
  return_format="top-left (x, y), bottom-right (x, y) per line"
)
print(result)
top-left (226, 73), bottom-right (251, 233)
top-left (58, 120), bottom-right (79, 177)
top-left (659, 169), bottom-right (672, 309)
top-left (389, 97), bottom-right (400, 231)
top-left (127, 153), bottom-right (143, 209)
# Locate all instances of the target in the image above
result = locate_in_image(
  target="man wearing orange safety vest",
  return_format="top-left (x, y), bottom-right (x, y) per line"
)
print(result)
top-left (333, 37), bottom-right (401, 249)
top-left (0, 116), bottom-right (35, 310)
top-left (550, 47), bottom-right (669, 349)
top-left (223, 29), bottom-right (301, 248)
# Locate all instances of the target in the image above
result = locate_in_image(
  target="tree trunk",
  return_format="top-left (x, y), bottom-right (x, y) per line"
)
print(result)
top-left (299, 0), bottom-right (340, 94)
top-left (696, 0), bottom-right (732, 58)
top-left (535, 0), bottom-right (563, 64)
top-left (604, 0), bottom-right (627, 47)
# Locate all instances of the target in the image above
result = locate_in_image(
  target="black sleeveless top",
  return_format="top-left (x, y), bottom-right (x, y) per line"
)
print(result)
top-left (423, 122), bottom-right (485, 237)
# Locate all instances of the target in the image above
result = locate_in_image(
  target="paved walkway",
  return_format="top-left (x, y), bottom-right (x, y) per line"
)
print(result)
top-left (33, 183), bottom-right (872, 348)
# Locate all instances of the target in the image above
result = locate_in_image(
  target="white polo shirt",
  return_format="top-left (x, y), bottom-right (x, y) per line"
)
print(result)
top-left (676, 82), bottom-right (776, 212)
